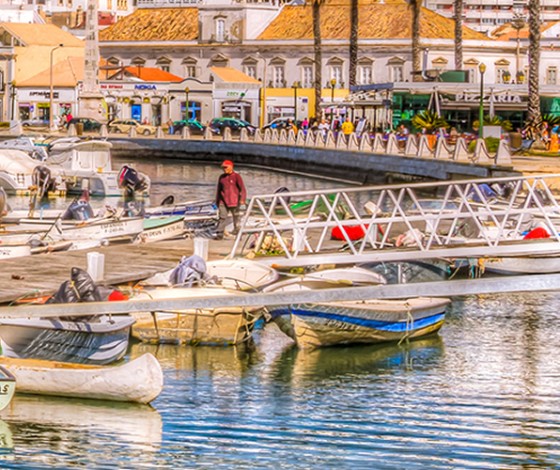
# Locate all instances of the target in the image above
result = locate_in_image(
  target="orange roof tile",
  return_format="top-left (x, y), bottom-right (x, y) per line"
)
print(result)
top-left (99, 8), bottom-right (198, 41)
top-left (258, 1), bottom-right (489, 41)
top-left (18, 56), bottom-right (86, 87)
top-left (209, 67), bottom-right (260, 84)
top-left (0, 23), bottom-right (84, 47)
top-left (124, 66), bottom-right (184, 82)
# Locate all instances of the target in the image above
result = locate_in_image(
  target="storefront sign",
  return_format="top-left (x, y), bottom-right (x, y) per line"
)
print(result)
top-left (30, 91), bottom-right (58, 99)
top-left (18, 89), bottom-right (74, 101)
top-left (453, 92), bottom-right (523, 104)
top-left (135, 84), bottom-right (157, 90)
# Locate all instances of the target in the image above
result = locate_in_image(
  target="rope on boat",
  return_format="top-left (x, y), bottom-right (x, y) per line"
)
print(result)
top-left (398, 301), bottom-right (414, 346)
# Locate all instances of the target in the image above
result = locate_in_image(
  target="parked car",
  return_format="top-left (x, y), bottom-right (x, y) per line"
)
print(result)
top-left (209, 118), bottom-right (257, 136)
top-left (66, 117), bottom-right (102, 132)
top-left (172, 119), bottom-right (206, 135)
top-left (262, 117), bottom-right (301, 130)
top-left (21, 118), bottom-right (49, 128)
top-left (109, 119), bottom-right (156, 136)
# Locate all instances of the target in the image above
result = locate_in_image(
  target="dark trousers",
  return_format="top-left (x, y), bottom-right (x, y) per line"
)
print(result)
top-left (217, 203), bottom-right (241, 235)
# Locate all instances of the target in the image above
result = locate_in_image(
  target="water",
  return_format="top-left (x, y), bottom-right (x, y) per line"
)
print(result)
top-left (2, 160), bottom-right (560, 468)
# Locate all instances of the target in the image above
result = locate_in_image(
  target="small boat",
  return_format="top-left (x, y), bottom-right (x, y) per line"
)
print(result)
top-left (0, 315), bottom-right (135, 365)
top-left (135, 215), bottom-right (185, 244)
top-left (0, 149), bottom-right (40, 194)
top-left (16, 215), bottom-right (145, 243)
top-left (481, 253), bottom-right (560, 275)
top-left (0, 353), bottom-right (163, 404)
top-left (45, 139), bottom-right (121, 196)
top-left (264, 267), bottom-right (450, 349)
top-left (144, 198), bottom-right (217, 219)
top-left (0, 243), bottom-right (32, 259)
top-left (0, 366), bottom-right (16, 412)
top-left (130, 287), bottom-right (263, 345)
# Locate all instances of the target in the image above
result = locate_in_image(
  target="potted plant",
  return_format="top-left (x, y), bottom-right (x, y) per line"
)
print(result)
top-left (412, 110), bottom-right (449, 149)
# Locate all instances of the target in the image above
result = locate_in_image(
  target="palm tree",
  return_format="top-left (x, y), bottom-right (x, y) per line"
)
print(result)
top-left (454, 0), bottom-right (463, 71)
top-left (527, 0), bottom-right (541, 124)
top-left (312, 0), bottom-right (324, 119)
top-left (406, 0), bottom-right (422, 82)
top-left (349, 0), bottom-right (359, 87)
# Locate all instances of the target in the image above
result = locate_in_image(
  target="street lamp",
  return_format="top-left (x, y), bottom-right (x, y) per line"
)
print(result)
top-left (511, 13), bottom-right (526, 85)
top-left (502, 70), bottom-right (511, 84)
top-left (329, 78), bottom-right (336, 121)
top-left (184, 87), bottom-right (190, 120)
top-left (292, 81), bottom-right (300, 124)
top-left (478, 63), bottom-right (486, 139)
top-left (516, 70), bottom-right (525, 84)
top-left (49, 43), bottom-right (64, 132)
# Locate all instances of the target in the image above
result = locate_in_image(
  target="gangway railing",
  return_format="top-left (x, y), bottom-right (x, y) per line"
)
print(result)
top-left (230, 173), bottom-right (560, 267)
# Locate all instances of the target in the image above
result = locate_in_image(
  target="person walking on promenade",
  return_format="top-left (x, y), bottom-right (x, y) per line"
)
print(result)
top-left (215, 160), bottom-right (247, 240)
top-left (167, 119), bottom-right (174, 135)
top-left (318, 118), bottom-right (329, 139)
top-left (341, 117), bottom-right (354, 143)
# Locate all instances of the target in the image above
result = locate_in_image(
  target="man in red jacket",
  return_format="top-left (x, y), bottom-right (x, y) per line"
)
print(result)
top-left (215, 160), bottom-right (247, 240)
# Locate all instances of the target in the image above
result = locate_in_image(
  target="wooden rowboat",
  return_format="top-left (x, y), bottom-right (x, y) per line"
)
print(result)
top-left (0, 353), bottom-right (163, 404)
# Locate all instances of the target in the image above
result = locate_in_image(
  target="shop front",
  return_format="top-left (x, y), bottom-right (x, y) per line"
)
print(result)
top-left (213, 87), bottom-right (260, 126)
top-left (16, 87), bottom-right (77, 124)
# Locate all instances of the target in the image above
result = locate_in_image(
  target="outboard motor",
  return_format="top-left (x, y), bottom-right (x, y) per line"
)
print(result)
top-left (61, 197), bottom-right (95, 221)
top-left (32, 165), bottom-right (56, 198)
top-left (118, 165), bottom-right (150, 196)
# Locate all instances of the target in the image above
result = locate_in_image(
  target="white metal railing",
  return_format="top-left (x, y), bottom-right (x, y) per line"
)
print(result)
top-left (230, 174), bottom-right (560, 266)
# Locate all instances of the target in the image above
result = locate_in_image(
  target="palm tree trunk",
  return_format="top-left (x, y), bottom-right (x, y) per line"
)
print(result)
top-left (349, 0), bottom-right (359, 87)
top-left (408, 0), bottom-right (422, 82)
top-left (312, 0), bottom-right (323, 119)
top-left (527, 0), bottom-right (541, 124)
top-left (454, 0), bottom-right (463, 71)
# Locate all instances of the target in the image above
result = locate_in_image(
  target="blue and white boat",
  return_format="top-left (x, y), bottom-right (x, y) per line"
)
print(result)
top-left (264, 267), bottom-right (450, 349)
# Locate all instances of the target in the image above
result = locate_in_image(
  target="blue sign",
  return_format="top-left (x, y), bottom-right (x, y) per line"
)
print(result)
top-left (134, 84), bottom-right (157, 90)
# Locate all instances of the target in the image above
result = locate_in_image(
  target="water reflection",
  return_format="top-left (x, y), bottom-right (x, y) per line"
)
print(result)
top-left (1, 395), bottom-right (161, 467)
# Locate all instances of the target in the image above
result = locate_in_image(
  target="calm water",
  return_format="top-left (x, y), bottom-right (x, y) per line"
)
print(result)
top-left (2, 160), bottom-right (560, 468)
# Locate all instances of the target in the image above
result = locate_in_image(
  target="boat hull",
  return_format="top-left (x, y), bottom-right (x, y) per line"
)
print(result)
top-left (0, 316), bottom-right (135, 365)
top-left (0, 353), bottom-right (163, 404)
top-left (130, 287), bottom-right (263, 345)
top-left (136, 216), bottom-right (185, 244)
top-left (278, 297), bottom-right (450, 349)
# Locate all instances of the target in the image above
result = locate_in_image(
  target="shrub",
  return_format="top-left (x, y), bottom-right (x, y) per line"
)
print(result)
top-left (468, 137), bottom-right (500, 153)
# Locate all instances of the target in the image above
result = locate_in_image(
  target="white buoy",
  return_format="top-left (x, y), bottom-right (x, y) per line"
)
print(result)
top-left (193, 238), bottom-right (209, 261)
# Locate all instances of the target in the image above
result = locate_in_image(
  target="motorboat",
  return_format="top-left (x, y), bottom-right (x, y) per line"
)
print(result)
top-left (0, 149), bottom-right (41, 194)
top-left (0, 314), bottom-right (135, 365)
top-left (263, 267), bottom-right (450, 349)
top-left (45, 139), bottom-right (150, 197)
top-left (135, 215), bottom-right (186, 244)
top-left (129, 286), bottom-right (263, 345)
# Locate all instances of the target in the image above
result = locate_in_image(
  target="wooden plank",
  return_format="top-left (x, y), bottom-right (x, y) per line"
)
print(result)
top-left (0, 237), bottom-right (232, 304)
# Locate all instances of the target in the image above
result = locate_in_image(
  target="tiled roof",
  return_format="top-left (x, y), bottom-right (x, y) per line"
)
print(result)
top-left (209, 67), bottom-right (260, 84)
top-left (124, 66), bottom-right (184, 82)
top-left (491, 21), bottom-right (554, 40)
top-left (99, 8), bottom-right (198, 41)
top-left (17, 56), bottom-right (87, 87)
top-left (0, 23), bottom-right (84, 47)
top-left (258, 1), bottom-right (489, 41)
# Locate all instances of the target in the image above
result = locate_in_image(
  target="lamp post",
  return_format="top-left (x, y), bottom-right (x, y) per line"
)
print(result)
top-left (329, 78), bottom-right (336, 122)
top-left (184, 87), bottom-right (190, 120)
top-left (512, 13), bottom-right (526, 84)
top-left (292, 81), bottom-right (300, 124)
top-left (49, 43), bottom-right (64, 132)
top-left (502, 70), bottom-right (511, 84)
top-left (478, 63), bottom-right (486, 139)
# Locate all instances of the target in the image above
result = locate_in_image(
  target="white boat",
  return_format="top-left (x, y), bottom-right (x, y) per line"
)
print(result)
top-left (16, 215), bottom-right (145, 243)
top-left (264, 267), bottom-right (450, 349)
top-left (142, 257), bottom-right (279, 291)
top-left (130, 286), bottom-right (263, 345)
top-left (144, 198), bottom-right (217, 219)
top-left (0, 353), bottom-right (163, 404)
top-left (0, 315), bottom-right (135, 365)
top-left (0, 149), bottom-right (40, 193)
top-left (482, 253), bottom-right (560, 275)
top-left (45, 139), bottom-right (135, 197)
top-left (135, 215), bottom-right (186, 244)
top-left (0, 243), bottom-right (32, 259)
top-left (0, 136), bottom-right (49, 161)
top-left (206, 259), bottom-right (280, 290)
top-left (0, 366), bottom-right (16, 412)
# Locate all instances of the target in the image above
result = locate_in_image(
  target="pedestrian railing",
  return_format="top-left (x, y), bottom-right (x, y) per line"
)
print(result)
top-left (229, 173), bottom-right (560, 267)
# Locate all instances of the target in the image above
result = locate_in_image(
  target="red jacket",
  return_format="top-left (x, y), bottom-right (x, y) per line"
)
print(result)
top-left (216, 171), bottom-right (247, 208)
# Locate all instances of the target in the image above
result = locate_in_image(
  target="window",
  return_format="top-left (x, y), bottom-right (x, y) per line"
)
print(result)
top-left (156, 57), bottom-right (171, 73)
top-left (331, 66), bottom-right (343, 87)
top-left (273, 66), bottom-right (285, 88)
top-left (244, 65), bottom-right (256, 79)
top-left (216, 19), bottom-right (225, 42)
top-left (358, 65), bottom-right (372, 85)
top-left (182, 57), bottom-right (197, 78)
top-left (302, 65), bottom-right (313, 88)
top-left (131, 57), bottom-right (146, 67)
top-left (546, 67), bottom-right (557, 85)
top-left (390, 65), bottom-right (403, 82)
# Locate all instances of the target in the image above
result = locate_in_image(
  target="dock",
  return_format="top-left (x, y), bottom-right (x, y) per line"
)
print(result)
top-left (0, 237), bottom-right (233, 304)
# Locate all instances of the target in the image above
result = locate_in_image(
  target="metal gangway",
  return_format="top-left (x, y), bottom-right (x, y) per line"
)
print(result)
top-left (230, 173), bottom-right (560, 267)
